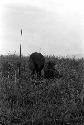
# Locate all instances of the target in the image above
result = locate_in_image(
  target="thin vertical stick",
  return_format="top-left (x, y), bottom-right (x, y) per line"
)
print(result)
top-left (20, 44), bottom-right (21, 59)
top-left (19, 29), bottom-right (22, 83)
top-left (19, 45), bottom-right (21, 85)
top-left (19, 44), bottom-right (21, 77)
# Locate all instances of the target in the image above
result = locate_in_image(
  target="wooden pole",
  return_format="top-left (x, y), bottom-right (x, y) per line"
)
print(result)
top-left (19, 44), bottom-right (21, 77)
top-left (20, 44), bottom-right (21, 59)
top-left (19, 29), bottom-right (22, 83)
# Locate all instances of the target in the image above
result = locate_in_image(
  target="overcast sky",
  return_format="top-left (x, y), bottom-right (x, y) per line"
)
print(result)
top-left (0, 0), bottom-right (84, 56)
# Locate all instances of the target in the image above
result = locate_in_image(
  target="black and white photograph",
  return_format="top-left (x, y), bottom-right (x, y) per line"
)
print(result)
top-left (0, 0), bottom-right (84, 124)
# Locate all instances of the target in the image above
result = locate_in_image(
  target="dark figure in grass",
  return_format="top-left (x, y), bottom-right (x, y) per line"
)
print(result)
top-left (29, 52), bottom-right (45, 79)
top-left (44, 61), bottom-right (63, 79)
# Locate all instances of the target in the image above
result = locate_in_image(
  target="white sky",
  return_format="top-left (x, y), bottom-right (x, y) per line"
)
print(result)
top-left (0, 0), bottom-right (84, 56)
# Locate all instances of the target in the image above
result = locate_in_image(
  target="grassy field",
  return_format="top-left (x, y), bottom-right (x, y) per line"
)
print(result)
top-left (0, 54), bottom-right (84, 125)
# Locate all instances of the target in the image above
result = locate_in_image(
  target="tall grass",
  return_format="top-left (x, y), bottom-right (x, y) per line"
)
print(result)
top-left (0, 54), bottom-right (84, 124)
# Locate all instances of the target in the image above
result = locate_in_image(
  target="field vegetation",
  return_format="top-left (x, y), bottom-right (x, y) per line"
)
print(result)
top-left (0, 54), bottom-right (84, 125)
